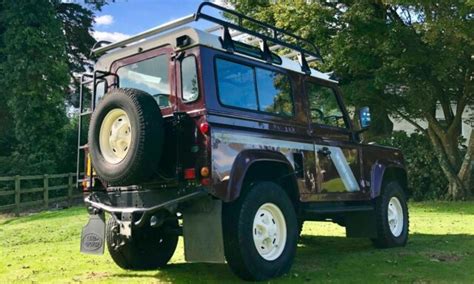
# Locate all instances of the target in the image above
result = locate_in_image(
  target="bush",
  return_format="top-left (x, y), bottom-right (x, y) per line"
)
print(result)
top-left (376, 131), bottom-right (448, 201)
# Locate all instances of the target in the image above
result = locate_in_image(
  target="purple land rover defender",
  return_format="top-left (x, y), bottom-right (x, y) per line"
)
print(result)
top-left (78, 3), bottom-right (408, 281)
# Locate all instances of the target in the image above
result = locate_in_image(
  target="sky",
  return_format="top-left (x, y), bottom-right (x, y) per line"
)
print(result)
top-left (88, 0), bottom-right (230, 42)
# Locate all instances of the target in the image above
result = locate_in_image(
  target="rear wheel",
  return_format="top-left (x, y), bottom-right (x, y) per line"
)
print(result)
top-left (371, 181), bottom-right (409, 248)
top-left (106, 217), bottom-right (178, 270)
top-left (223, 182), bottom-right (298, 281)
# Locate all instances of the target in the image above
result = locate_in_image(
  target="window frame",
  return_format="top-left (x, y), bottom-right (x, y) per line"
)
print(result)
top-left (180, 54), bottom-right (200, 104)
top-left (214, 55), bottom-right (295, 118)
top-left (304, 80), bottom-right (351, 130)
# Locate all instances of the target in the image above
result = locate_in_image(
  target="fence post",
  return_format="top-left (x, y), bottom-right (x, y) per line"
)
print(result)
top-left (14, 175), bottom-right (20, 217)
top-left (43, 174), bottom-right (49, 209)
top-left (68, 173), bottom-right (73, 206)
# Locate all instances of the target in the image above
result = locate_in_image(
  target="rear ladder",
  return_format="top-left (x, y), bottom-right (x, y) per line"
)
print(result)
top-left (76, 71), bottom-right (119, 189)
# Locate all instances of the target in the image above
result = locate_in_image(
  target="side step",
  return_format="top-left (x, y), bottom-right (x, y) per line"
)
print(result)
top-left (302, 201), bottom-right (373, 214)
top-left (300, 202), bottom-right (377, 238)
top-left (301, 202), bottom-right (374, 221)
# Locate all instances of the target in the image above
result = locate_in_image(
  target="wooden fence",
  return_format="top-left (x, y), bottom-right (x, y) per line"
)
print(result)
top-left (0, 173), bottom-right (83, 216)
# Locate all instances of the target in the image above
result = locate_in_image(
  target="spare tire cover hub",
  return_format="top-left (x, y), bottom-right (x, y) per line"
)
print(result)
top-left (99, 108), bottom-right (132, 164)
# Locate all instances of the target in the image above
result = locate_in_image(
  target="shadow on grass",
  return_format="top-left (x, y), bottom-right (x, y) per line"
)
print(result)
top-left (109, 233), bottom-right (474, 283)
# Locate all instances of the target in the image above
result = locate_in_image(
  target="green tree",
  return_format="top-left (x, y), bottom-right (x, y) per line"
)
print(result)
top-left (54, 0), bottom-right (104, 107)
top-left (230, 0), bottom-right (473, 199)
top-left (1, 0), bottom-right (69, 174)
top-left (0, 1), bottom-right (15, 162)
top-left (0, 0), bottom-right (102, 175)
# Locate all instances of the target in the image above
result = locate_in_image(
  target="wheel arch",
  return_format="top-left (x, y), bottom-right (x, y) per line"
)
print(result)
top-left (226, 149), bottom-right (299, 206)
top-left (371, 162), bottom-right (408, 199)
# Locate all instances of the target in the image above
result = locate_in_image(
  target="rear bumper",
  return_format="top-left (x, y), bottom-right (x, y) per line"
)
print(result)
top-left (84, 187), bottom-right (206, 227)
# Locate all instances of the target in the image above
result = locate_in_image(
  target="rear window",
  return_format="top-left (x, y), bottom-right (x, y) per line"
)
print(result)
top-left (215, 58), bottom-right (293, 116)
top-left (117, 55), bottom-right (170, 108)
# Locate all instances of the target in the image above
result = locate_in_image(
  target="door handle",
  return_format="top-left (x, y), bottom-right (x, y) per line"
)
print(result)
top-left (317, 147), bottom-right (331, 156)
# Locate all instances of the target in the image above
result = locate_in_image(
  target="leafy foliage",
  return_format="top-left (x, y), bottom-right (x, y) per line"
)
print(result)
top-left (0, 0), bottom-right (99, 175)
top-left (377, 132), bottom-right (448, 201)
top-left (1, 0), bottom-right (69, 174)
top-left (54, 1), bottom-right (101, 107)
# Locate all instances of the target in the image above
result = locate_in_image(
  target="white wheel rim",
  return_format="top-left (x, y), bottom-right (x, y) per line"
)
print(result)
top-left (99, 108), bottom-right (132, 164)
top-left (252, 203), bottom-right (287, 261)
top-left (387, 197), bottom-right (404, 237)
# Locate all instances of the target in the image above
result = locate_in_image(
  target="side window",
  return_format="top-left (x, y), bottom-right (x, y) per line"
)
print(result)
top-left (181, 56), bottom-right (199, 102)
top-left (216, 58), bottom-right (294, 116)
top-left (306, 82), bottom-right (347, 128)
top-left (117, 55), bottom-right (170, 108)
top-left (216, 58), bottom-right (257, 110)
top-left (256, 68), bottom-right (293, 116)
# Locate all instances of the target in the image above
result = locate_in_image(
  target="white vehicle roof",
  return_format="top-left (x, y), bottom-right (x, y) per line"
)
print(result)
top-left (94, 10), bottom-right (336, 83)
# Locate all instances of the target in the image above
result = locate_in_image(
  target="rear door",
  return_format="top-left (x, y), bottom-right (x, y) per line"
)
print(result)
top-left (303, 79), bottom-right (367, 201)
top-left (110, 46), bottom-right (176, 116)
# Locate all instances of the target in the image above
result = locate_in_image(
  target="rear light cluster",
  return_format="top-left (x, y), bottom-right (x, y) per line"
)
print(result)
top-left (184, 168), bottom-right (196, 180)
top-left (184, 166), bottom-right (210, 186)
top-left (183, 121), bottom-right (210, 186)
top-left (199, 122), bottom-right (209, 135)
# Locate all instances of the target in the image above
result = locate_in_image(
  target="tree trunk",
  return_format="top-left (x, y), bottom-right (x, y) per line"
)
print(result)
top-left (458, 131), bottom-right (473, 196)
top-left (427, 126), bottom-right (472, 200)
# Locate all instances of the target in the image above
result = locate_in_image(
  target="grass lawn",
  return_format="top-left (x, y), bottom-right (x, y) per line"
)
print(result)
top-left (1, 202), bottom-right (473, 283)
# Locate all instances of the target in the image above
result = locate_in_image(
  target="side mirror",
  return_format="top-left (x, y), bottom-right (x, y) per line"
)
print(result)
top-left (358, 106), bottom-right (371, 129)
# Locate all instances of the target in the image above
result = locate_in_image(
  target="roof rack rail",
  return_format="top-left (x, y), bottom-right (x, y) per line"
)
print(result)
top-left (197, 2), bottom-right (323, 72)
top-left (92, 2), bottom-right (323, 73)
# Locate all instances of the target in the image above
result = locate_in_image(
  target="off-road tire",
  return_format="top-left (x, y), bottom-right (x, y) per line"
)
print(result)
top-left (106, 217), bottom-right (178, 270)
top-left (88, 88), bottom-right (164, 185)
top-left (222, 181), bottom-right (298, 281)
top-left (371, 181), bottom-right (409, 248)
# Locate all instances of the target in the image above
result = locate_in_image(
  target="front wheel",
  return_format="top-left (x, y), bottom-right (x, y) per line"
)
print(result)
top-left (223, 181), bottom-right (298, 281)
top-left (371, 181), bottom-right (409, 248)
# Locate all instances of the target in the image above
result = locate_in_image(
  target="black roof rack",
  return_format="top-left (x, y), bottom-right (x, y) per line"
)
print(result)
top-left (92, 2), bottom-right (323, 73)
top-left (196, 2), bottom-right (323, 73)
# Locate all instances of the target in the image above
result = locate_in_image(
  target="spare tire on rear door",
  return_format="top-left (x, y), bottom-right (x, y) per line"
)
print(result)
top-left (88, 88), bottom-right (164, 186)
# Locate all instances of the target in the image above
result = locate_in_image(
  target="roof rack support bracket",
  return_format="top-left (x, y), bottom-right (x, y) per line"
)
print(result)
top-left (298, 52), bottom-right (311, 74)
top-left (221, 27), bottom-right (235, 53)
top-left (259, 40), bottom-right (273, 64)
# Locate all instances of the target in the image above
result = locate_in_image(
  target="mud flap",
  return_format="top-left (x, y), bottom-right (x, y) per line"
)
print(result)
top-left (80, 212), bottom-right (106, 255)
top-left (182, 197), bottom-right (225, 263)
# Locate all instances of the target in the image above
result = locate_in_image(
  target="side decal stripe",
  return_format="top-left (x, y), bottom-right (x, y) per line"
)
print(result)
top-left (213, 131), bottom-right (360, 192)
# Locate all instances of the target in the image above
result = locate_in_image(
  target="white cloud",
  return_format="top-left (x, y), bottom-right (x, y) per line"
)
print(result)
top-left (95, 15), bottom-right (114, 26)
top-left (92, 31), bottom-right (130, 43)
top-left (211, 0), bottom-right (234, 9)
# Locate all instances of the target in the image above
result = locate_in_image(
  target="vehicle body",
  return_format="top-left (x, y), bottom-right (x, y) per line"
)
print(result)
top-left (78, 3), bottom-right (409, 281)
